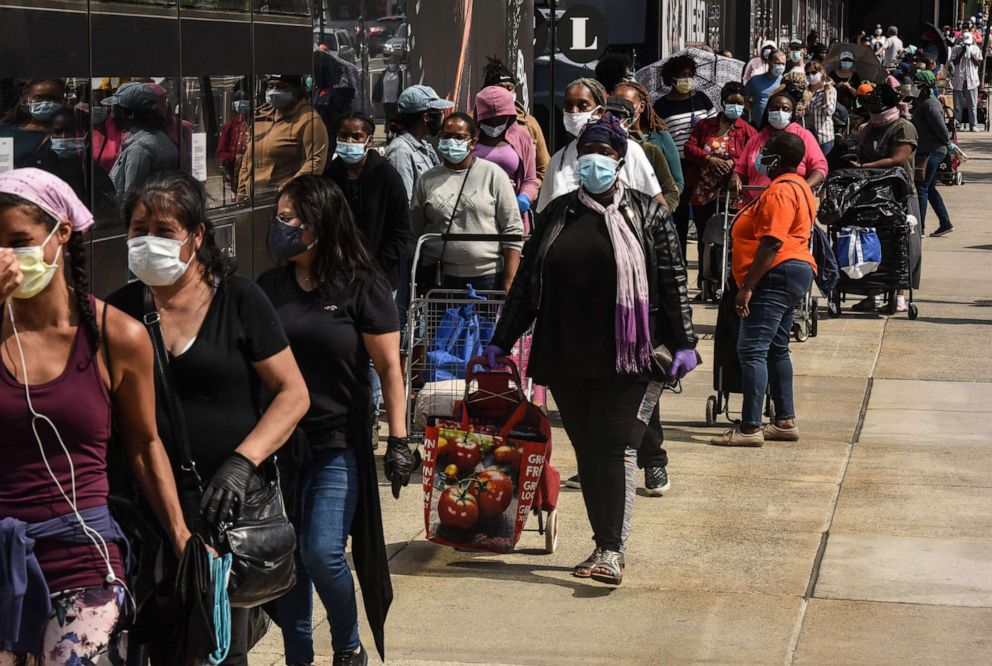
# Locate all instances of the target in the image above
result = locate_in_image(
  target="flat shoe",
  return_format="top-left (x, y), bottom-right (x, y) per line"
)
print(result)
top-left (710, 428), bottom-right (764, 447)
top-left (763, 423), bottom-right (800, 441)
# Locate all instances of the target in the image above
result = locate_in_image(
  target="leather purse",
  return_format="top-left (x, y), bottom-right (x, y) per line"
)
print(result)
top-left (650, 344), bottom-right (702, 386)
top-left (142, 288), bottom-right (296, 608)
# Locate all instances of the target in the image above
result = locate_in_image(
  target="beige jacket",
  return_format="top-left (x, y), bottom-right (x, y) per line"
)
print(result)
top-left (237, 100), bottom-right (329, 198)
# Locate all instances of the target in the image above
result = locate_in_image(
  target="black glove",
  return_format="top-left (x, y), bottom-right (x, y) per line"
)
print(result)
top-left (383, 436), bottom-right (421, 499)
top-left (199, 452), bottom-right (257, 525)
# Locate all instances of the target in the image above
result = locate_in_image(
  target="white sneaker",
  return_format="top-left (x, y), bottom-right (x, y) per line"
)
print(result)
top-left (895, 295), bottom-right (908, 312)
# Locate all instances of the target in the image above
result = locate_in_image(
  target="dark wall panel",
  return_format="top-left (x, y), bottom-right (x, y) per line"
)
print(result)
top-left (91, 14), bottom-right (180, 76)
top-left (181, 19), bottom-right (252, 76)
top-left (0, 8), bottom-right (89, 78)
top-left (253, 24), bottom-right (312, 75)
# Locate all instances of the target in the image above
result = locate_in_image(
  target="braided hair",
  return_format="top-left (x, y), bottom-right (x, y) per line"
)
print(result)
top-left (483, 56), bottom-right (516, 88)
top-left (614, 79), bottom-right (669, 132)
top-left (0, 192), bottom-right (99, 356)
top-left (566, 77), bottom-right (608, 108)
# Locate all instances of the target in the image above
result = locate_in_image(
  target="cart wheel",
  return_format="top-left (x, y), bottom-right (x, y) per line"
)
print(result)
top-left (793, 319), bottom-right (810, 343)
top-left (544, 509), bottom-right (559, 554)
top-left (810, 301), bottom-right (819, 337)
top-left (888, 291), bottom-right (899, 315)
top-left (956, 171), bottom-right (965, 186)
top-left (908, 303), bottom-right (919, 320)
top-left (706, 396), bottom-right (717, 426)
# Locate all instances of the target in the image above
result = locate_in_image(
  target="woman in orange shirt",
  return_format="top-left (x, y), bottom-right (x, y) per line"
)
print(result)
top-left (711, 132), bottom-right (817, 447)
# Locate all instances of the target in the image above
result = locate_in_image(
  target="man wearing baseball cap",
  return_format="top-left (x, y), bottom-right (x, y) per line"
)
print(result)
top-left (384, 84), bottom-right (453, 199)
top-left (101, 82), bottom-right (177, 196)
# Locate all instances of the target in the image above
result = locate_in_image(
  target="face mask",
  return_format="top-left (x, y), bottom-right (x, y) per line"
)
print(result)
top-left (27, 101), bottom-right (61, 121)
top-left (233, 100), bottom-right (251, 115)
top-left (51, 137), bottom-right (85, 159)
top-left (335, 140), bottom-right (367, 164)
top-left (563, 109), bottom-right (596, 137)
top-left (790, 51), bottom-right (803, 62)
top-left (265, 89), bottom-right (295, 110)
top-left (768, 110), bottom-right (792, 130)
top-left (761, 48), bottom-right (773, 60)
top-left (840, 61), bottom-right (854, 70)
top-left (387, 64), bottom-right (399, 72)
top-left (754, 151), bottom-right (780, 178)
top-left (577, 153), bottom-right (619, 194)
top-left (9, 225), bottom-right (61, 299)
top-left (807, 72), bottom-right (822, 85)
top-left (90, 106), bottom-right (108, 125)
top-left (723, 103), bottom-right (744, 120)
top-left (438, 138), bottom-right (471, 163)
top-left (267, 217), bottom-right (315, 261)
top-left (426, 112), bottom-right (444, 136)
top-left (674, 78), bottom-right (694, 94)
top-left (480, 120), bottom-right (509, 138)
top-left (127, 235), bottom-right (194, 287)
top-left (771, 64), bottom-right (786, 77)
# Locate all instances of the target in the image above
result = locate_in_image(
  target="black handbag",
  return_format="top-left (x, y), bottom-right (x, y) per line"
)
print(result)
top-left (142, 288), bottom-right (297, 608)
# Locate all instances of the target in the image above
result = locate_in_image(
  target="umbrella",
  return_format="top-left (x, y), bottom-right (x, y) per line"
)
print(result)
top-left (920, 22), bottom-right (949, 65)
top-left (822, 42), bottom-right (887, 84)
top-left (635, 47), bottom-right (746, 108)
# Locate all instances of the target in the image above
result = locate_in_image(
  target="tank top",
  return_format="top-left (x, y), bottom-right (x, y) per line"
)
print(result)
top-left (0, 297), bottom-right (124, 592)
top-left (474, 142), bottom-right (521, 184)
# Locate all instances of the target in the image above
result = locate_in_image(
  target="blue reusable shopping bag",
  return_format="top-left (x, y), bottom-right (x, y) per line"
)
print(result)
top-left (836, 226), bottom-right (882, 279)
top-left (425, 285), bottom-right (494, 381)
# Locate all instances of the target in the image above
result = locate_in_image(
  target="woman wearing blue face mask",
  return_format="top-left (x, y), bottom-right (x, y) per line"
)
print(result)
top-left (410, 112), bottom-right (523, 293)
top-left (485, 114), bottom-right (698, 585)
top-left (0, 79), bottom-right (66, 173)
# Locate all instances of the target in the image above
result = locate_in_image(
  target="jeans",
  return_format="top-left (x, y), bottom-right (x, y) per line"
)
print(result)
top-left (954, 87), bottom-right (979, 128)
top-left (737, 261), bottom-right (814, 427)
top-left (275, 448), bottom-right (360, 660)
top-left (550, 377), bottom-right (650, 551)
top-left (917, 149), bottom-right (952, 232)
top-left (820, 140), bottom-right (834, 157)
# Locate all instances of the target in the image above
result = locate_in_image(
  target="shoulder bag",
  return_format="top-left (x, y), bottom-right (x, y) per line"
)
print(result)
top-left (142, 287), bottom-right (296, 608)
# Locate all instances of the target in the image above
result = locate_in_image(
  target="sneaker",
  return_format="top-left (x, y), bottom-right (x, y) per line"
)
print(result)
top-left (590, 549), bottom-right (624, 585)
top-left (894, 295), bottom-right (908, 312)
top-left (644, 466), bottom-right (671, 496)
top-left (851, 295), bottom-right (881, 312)
top-left (763, 423), bottom-right (800, 441)
top-left (710, 428), bottom-right (765, 447)
top-left (333, 645), bottom-right (367, 666)
top-left (564, 474), bottom-right (581, 489)
top-left (929, 225), bottom-right (954, 237)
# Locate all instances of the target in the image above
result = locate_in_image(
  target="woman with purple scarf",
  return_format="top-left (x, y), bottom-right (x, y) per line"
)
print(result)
top-left (485, 116), bottom-right (698, 585)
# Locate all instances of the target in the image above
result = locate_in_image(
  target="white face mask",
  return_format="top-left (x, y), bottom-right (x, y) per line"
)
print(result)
top-left (127, 234), bottom-right (194, 287)
top-left (807, 72), bottom-right (822, 85)
top-left (480, 120), bottom-right (509, 138)
top-left (563, 108), bottom-right (599, 137)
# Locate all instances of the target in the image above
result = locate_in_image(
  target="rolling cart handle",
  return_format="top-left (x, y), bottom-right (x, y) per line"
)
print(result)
top-left (409, 233), bottom-right (527, 298)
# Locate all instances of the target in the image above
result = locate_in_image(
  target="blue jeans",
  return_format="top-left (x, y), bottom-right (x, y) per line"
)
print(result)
top-left (737, 260), bottom-right (814, 427)
top-left (275, 448), bottom-right (360, 660)
top-left (917, 150), bottom-right (952, 232)
top-left (820, 140), bottom-right (834, 156)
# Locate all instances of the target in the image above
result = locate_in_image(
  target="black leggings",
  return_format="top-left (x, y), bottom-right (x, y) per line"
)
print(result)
top-left (551, 377), bottom-right (650, 551)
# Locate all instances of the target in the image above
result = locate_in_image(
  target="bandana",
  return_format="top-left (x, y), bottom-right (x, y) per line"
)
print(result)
top-left (0, 168), bottom-right (94, 232)
top-left (577, 113), bottom-right (629, 157)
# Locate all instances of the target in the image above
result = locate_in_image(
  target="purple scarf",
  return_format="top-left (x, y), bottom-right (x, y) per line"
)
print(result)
top-left (577, 183), bottom-right (653, 374)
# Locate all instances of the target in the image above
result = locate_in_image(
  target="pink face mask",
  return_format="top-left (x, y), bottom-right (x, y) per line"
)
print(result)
top-left (869, 107), bottom-right (901, 127)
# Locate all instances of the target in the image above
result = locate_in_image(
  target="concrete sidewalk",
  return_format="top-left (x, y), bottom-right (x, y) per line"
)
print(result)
top-left (250, 133), bottom-right (992, 665)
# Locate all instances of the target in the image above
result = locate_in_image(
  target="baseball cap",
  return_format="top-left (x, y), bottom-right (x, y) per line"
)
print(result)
top-left (397, 85), bottom-right (454, 113)
top-left (839, 50), bottom-right (855, 62)
top-left (604, 95), bottom-right (635, 120)
top-left (101, 82), bottom-right (158, 111)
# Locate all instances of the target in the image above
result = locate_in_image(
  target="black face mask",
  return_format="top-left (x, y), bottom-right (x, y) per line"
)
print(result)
top-left (267, 218), bottom-right (314, 261)
top-left (426, 111), bottom-right (443, 136)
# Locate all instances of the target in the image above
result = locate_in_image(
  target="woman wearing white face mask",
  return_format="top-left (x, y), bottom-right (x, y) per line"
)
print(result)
top-left (107, 171), bottom-right (310, 664)
top-left (804, 61), bottom-right (838, 155)
top-left (731, 91), bottom-right (828, 204)
top-left (237, 75), bottom-right (329, 200)
top-left (0, 169), bottom-right (192, 665)
top-left (536, 78), bottom-right (664, 213)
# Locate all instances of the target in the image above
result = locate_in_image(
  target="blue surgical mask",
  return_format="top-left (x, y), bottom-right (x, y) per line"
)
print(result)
top-left (771, 64), bottom-right (786, 77)
top-left (768, 110), bottom-right (792, 130)
top-left (387, 63), bottom-right (399, 72)
top-left (335, 140), bottom-right (367, 164)
top-left (790, 50), bottom-right (803, 62)
top-left (577, 153), bottom-right (620, 194)
top-left (51, 137), bottom-right (85, 159)
top-left (840, 60), bottom-right (854, 71)
top-left (754, 151), bottom-right (779, 177)
top-left (723, 104), bottom-right (744, 120)
top-left (233, 100), bottom-right (251, 115)
top-left (27, 101), bottom-right (61, 121)
top-left (438, 138), bottom-right (471, 163)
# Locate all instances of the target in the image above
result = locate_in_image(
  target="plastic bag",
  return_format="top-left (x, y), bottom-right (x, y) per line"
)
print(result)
top-left (818, 168), bottom-right (910, 228)
top-left (836, 226), bottom-right (882, 279)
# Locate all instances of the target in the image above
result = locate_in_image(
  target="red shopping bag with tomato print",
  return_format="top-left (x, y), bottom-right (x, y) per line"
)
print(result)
top-left (422, 358), bottom-right (550, 553)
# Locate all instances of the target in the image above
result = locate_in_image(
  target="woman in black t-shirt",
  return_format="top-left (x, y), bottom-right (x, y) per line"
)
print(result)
top-left (108, 172), bottom-right (310, 665)
top-left (258, 174), bottom-right (410, 665)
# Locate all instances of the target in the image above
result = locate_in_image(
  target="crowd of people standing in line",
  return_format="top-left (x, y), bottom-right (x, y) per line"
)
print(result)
top-left (0, 24), bottom-right (973, 662)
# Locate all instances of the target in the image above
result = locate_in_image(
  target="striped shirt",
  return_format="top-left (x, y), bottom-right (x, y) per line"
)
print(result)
top-left (652, 93), bottom-right (717, 157)
top-left (805, 85), bottom-right (837, 146)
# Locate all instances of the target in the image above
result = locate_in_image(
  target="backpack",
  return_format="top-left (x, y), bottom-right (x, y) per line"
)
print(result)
top-left (811, 224), bottom-right (840, 297)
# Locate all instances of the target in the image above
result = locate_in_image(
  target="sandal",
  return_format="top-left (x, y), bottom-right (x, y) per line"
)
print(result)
top-left (590, 549), bottom-right (624, 585)
top-left (573, 548), bottom-right (602, 578)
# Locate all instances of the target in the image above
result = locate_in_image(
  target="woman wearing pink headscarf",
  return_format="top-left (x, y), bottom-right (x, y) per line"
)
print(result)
top-left (0, 169), bottom-right (191, 664)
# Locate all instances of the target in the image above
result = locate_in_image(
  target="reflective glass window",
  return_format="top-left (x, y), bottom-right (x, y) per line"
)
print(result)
top-left (365, 4), bottom-right (408, 141)
top-left (181, 0), bottom-right (250, 10)
top-left (254, 0), bottom-right (310, 16)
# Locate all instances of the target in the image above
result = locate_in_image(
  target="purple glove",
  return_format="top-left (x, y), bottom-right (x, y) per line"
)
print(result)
top-left (669, 348), bottom-right (699, 380)
top-left (483, 344), bottom-right (507, 370)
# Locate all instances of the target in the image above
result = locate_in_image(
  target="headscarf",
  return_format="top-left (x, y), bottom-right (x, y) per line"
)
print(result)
top-left (0, 168), bottom-right (94, 232)
top-left (576, 112), bottom-right (628, 157)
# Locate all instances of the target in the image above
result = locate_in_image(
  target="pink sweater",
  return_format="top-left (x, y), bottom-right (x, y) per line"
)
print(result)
top-left (733, 124), bottom-right (828, 203)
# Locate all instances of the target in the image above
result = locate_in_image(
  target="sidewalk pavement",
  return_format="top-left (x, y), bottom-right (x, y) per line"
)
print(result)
top-left (250, 132), bottom-right (992, 665)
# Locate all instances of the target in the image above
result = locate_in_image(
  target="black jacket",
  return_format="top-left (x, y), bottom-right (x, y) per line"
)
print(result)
top-left (325, 150), bottom-right (411, 288)
top-left (492, 188), bottom-right (697, 358)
